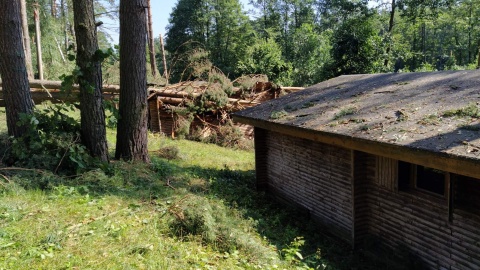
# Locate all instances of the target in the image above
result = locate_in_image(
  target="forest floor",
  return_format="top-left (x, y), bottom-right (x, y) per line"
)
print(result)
top-left (0, 108), bottom-right (415, 269)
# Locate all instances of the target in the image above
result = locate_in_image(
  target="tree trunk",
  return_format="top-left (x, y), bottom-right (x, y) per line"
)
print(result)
top-left (160, 33), bottom-right (168, 84)
top-left (115, 0), bottom-right (150, 162)
top-left (476, 39), bottom-right (480, 69)
top-left (146, 0), bottom-right (156, 77)
top-left (72, 0), bottom-right (109, 162)
top-left (384, 0), bottom-right (395, 67)
top-left (34, 4), bottom-right (44, 80)
top-left (0, 0), bottom-right (35, 137)
top-left (51, 0), bottom-right (57, 17)
top-left (20, 0), bottom-right (34, 79)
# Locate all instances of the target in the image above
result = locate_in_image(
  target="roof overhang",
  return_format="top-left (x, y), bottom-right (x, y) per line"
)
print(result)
top-left (234, 114), bottom-right (480, 180)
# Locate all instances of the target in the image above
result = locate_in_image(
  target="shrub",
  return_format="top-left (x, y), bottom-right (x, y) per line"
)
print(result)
top-left (7, 104), bottom-right (96, 174)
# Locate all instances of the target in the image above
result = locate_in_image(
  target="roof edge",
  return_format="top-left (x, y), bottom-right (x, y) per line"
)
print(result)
top-left (233, 114), bottom-right (480, 180)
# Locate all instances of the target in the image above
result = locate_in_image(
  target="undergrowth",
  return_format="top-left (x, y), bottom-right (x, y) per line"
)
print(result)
top-left (5, 104), bottom-right (99, 174)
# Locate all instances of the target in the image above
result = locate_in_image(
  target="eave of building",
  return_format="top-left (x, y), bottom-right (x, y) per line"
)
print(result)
top-left (233, 114), bottom-right (480, 180)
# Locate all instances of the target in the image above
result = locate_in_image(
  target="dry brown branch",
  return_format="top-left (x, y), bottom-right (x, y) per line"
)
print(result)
top-left (0, 173), bottom-right (11, 184)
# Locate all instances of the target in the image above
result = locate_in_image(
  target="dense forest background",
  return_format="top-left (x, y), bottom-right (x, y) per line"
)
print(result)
top-left (24, 0), bottom-right (480, 87)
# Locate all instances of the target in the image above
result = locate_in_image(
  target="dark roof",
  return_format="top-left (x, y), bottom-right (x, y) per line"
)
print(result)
top-left (234, 70), bottom-right (480, 161)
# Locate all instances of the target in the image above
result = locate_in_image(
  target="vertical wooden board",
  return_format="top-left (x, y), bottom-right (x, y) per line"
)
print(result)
top-left (375, 156), bottom-right (396, 191)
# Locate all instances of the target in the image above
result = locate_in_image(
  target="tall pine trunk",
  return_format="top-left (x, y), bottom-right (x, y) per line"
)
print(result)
top-left (146, 0), bottom-right (156, 77)
top-left (115, 0), bottom-right (149, 162)
top-left (20, 0), bottom-right (34, 79)
top-left (72, 0), bottom-right (109, 162)
top-left (0, 0), bottom-right (35, 137)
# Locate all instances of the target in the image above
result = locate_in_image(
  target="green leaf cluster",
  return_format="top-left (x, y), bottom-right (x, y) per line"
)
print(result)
top-left (9, 104), bottom-right (96, 174)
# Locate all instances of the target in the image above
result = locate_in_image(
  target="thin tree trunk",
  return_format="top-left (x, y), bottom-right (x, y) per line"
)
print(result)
top-left (72, 0), bottom-right (109, 162)
top-left (115, 0), bottom-right (149, 162)
top-left (468, 3), bottom-right (473, 64)
top-left (384, 0), bottom-right (395, 67)
top-left (34, 4), bottom-right (44, 80)
top-left (146, 0), bottom-right (156, 77)
top-left (160, 33), bottom-right (168, 85)
top-left (20, 0), bottom-right (34, 79)
top-left (51, 0), bottom-right (57, 17)
top-left (61, 0), bottom-right (69, 51)
top-left (0, 0), bottom-right (35, 137)
top-left (477, 39), bottom-right (480, 69)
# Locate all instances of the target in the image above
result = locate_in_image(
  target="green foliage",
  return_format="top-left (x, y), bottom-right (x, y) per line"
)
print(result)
top-left (190, 120), bottom-right (251, 150)
top-left (165, 0), bottom-right (252, 82)
top-left (237, 38), bottom-right (292, 85)
top-left (290, 24), bottom-right (332, 86)
top-left (8, 104), bottom-right (96, 174)
top-left (104, 99), bottom-right (120, 128)
top-left (174, 113), bottom-right (195, 139)
top-left (333, 107), bottom-right (357, 120)
top-left (270, 110), bottom-right (289, 120)
top-left (442, 104), bottom-right (480, 118)
top-left (329, 14), bottom-right (383, 77)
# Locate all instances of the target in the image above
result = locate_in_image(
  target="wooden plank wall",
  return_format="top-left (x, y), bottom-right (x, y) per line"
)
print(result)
top-left (356, 153), bottom-right (480, 269)
top-left (262, 129), bottom-right (354, 243)
top-left (256, 129), bottom-right (480, 268)
top-left (353, 151), bottom-right (375, 246)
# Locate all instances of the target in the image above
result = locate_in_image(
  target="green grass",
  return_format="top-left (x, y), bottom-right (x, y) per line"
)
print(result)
top-left (0, 108), bottom-right (6, 134)
top-left (333, 107), bottom-right (357, 120)
top-left (0, 108), bottom-right (412, 270)
top-left (442, 104), bottom-right (480, 118)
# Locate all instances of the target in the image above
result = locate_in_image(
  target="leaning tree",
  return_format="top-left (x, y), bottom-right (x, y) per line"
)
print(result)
top-left (115, 0), bottom-right (149, 162)
top-left (0, 0), bottom-right (35, 137)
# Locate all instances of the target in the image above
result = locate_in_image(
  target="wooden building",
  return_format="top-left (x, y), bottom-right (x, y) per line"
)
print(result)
top-left (233, 70), bottom-right (480, 269)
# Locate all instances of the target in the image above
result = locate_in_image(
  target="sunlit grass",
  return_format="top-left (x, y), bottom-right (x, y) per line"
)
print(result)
top-left (0, 108), bottom-right (6, 134)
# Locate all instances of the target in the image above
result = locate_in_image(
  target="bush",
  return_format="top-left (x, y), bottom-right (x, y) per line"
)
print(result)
top-left (7, 104), bottom-right (96, 174)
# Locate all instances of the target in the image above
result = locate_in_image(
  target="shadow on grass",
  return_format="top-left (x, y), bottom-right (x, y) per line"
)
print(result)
top-left (0, 139), bottom-right (420, 270)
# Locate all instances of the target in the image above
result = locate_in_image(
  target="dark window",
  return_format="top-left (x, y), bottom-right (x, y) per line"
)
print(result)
top-left (397, 162), bottom-right (446, 196)
top-left (398, 161), bottom-right (411, 191)
top-left (416, 166), bottom-right (445, 196)
top-left (453, 174), bottom-right (480, 212)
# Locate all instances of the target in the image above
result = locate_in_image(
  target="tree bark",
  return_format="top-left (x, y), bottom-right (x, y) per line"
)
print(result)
top-left (384, 0), bottom-right (396, 67)
top-left (72, 0), bottom-right (109, 162)
top-left (34, 4), bottom-right (44, 80)
top-left (146, 0), bottom-right (156, 77)
top-left (160, 34), bottom-right (168, 84)
top-left (20, 0), bottom-right (34, 79)
top-left (51, 0), bottom-right (57, 17)
top-left (0, 0), bottom-right (35, 137)
top-left (115, 0), bottom-right (150, 162)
